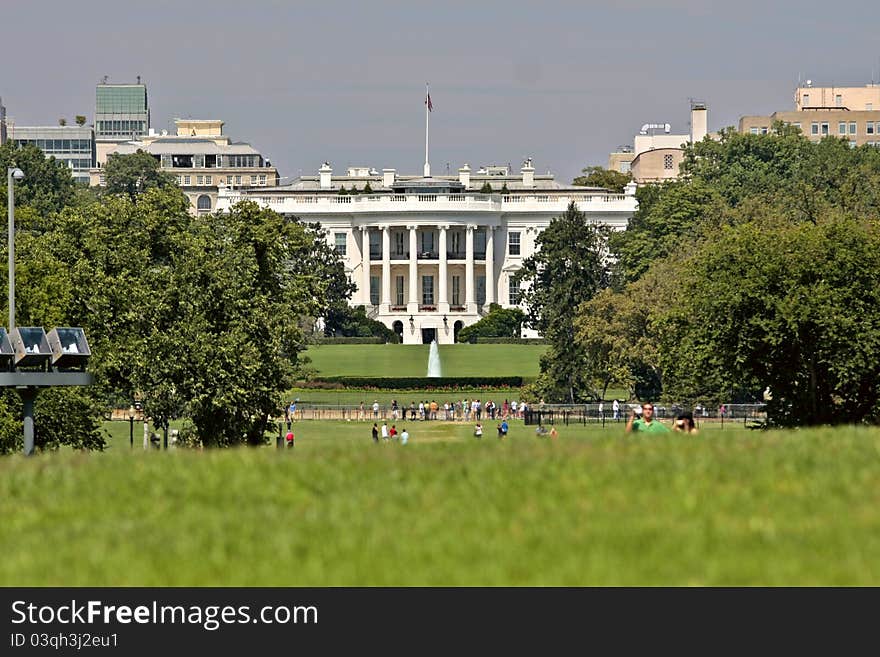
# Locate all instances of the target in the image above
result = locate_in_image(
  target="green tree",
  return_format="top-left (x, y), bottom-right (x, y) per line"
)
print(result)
top-left (324, 305), bottom-right (397, 342)
top-left (75, 115), bottom-right (87, 126)
top-left (457, 303), bottom-right (524, 343)
top-left (514, 201), bottom-right (609, 402)
top-left (1, 142), bottom-right (77, 218)
top-left (573, 165), bottom-right (632, 193)
top-left (480, 182), bottom-right (493, 194)
top-left (653, 213), bottom-right (880, 425)
top-left (103, 150), bottom-right (176, 202)
top-left (500, 183), bottom-right (509, 195)
top-left (362, 181), bottom-right (373, 194)
top-left (337, 185), bottom-right (348, 195)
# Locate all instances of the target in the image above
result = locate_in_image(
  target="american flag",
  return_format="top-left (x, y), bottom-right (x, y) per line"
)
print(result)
top-left (425, 92), bottom-right (433, 112)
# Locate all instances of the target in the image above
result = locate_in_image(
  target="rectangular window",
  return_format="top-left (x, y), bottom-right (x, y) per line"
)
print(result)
top-left (663, 153), bottom-right (674, 169)
top-left (868, 103), bottom-right (874, 111)
top-left (370, 276), bottom-right (380, 306)
top-left (450, 232), bottom-right (462, 255)
top-left (508, 231), bottom-right (521, 256)
top-left (761, 127), bottom-right (768, 135)
top-left (250, 175), bottom-right (257, 185)
top-left (395, 232), bottom-right (405, 256)
top-left (259, 174), bottom-right (267, 186)
top-left (839, 122), bottom-right (847, 135)
top-left (849, 122), bottom-right (857, 135)
top-left (183, 175), bottom-right (191, 186)
top-left (452, 276), bottom-right (461, 306)
top-left (334, 233), bottom-right (347, 256)
top-left (868, 122), bottom-right (875, 135)
top-left (509, 278), bottom-right (520, 305)
top-left (369, 231), bottom-right (381, 259)
top-left (792, 122), bottom-right (801, 130)
top-left (422, 276), bottom-right (434, 306)
top-left (750, 127), bottom-right (759, 135)
top-left (197, 175), bottom-right (204, 185)
top-left (620, 161), bottom-right (631, 173)
top-left (821, 122), bottom-right (829, 135)
top-left (176, 175), bottom-right (182, 185)
top-left (476, 276), bottom-right (486, 306)
top-left (420, 231), bottom-right (434, 255)
top-left (395, 276), bottom-right (404, 306)
top-left (205, 175), bottom-right (212, 185)
top-left (235, 175), bottom-right (242, 185)
top-left (802, 94), bottom-right (810, 106)
top-left (835, 94), bottom-right (843, 107)
top-left (227, 175), bottom-right (233, 185)
top-left (811, 122), bottom-right (819, 135)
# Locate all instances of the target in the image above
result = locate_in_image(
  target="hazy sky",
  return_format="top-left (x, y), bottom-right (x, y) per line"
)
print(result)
top-left (4, 0), bottom-right (880, 182)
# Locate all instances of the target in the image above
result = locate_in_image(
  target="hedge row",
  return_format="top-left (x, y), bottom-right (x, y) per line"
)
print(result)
top-left (314, 337), bottom-right (389, 345)
top-left (302, 376), bottom-right (526, 389)
top-left (468, 337), bottom-right (548, 345)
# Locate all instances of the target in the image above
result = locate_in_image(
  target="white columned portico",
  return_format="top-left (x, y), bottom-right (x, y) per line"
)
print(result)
top-left (408, 225), bottom-right (418, 312)
top-left (485, 225), bottom-right (495, 305)
top-left (438, 225), bottom-right (449, 313)
top-left (465, 224), bottom-right (476, 311)
top-left (381, 225), bottom-right (391, 309)
top-left (360, 226), bottom-right (370, 305)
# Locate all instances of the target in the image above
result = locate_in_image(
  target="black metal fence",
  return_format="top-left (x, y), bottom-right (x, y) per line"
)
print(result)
top-left (524, 403), bottom-right (767, 427)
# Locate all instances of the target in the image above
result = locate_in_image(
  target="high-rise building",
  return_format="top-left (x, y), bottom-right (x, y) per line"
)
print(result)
top-left (94, 79), bottom-right (149, 163)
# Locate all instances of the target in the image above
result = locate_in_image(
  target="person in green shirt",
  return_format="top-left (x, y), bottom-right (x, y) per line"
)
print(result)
top-left (625, 402), bottom-right (670, 434)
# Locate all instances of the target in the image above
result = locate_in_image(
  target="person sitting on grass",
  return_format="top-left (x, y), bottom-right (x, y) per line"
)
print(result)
top-left (549, 426), bottom-right (558, 441)
top-left (625, 402), bottom-right (670, 434)
top-left (401, 427), bottom-right (409, 445)
top-left (285, 430), bottom-right (294, 448)
top-left (535, 424), bottom-right (548, 436)
top-left (474, 422), bottom-right (483, 438)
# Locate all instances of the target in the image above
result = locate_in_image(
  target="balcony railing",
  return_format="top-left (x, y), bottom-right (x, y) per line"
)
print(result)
top-left (419, 305), bottom-right (437, 312)
top-left (447, 251), bottom-right (466, 259)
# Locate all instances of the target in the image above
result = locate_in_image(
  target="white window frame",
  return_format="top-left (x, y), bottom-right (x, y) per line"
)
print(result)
top-left (334, 232), bottom-right (347, 256)
top-left (508, 231), bottom-right (521, 256)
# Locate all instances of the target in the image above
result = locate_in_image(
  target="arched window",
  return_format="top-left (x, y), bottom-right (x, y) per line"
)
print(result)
top-left (196, 195), bottom-right (212, 212)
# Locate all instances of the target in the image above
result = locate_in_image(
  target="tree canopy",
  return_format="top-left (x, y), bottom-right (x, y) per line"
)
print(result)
top-left (457, 303), bottom-right (524, 343)
top-left (573, 165), bottom-right (632, 193)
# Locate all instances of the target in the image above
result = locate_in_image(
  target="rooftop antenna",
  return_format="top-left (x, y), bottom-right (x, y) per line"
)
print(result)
top-left (102, 75), bottom-right (109, 84)
top-left (136, 75), bottom-right (141, 84)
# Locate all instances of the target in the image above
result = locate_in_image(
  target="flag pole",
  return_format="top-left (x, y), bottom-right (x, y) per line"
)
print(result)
top-left (424, 83), bottom-right (430, 177)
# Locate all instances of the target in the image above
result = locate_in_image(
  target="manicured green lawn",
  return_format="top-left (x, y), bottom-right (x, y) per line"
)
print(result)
top-left (303, 343), bottom-right (546, 377)
top-left (2, 421), bottom-right (879, 585)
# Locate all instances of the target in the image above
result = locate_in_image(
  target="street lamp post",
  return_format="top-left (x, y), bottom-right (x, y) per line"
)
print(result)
top-left (7, 167), bottom-right (24, 330)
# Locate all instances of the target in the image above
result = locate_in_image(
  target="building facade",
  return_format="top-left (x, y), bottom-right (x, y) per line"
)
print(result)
top-left (7, 124), bottom-right (95, 183)
top-left (91, 118), bottom-right (279, 213)
top-left (216, 161), bottom-right (638, 344)
top-left (613, 102), bottom-right (709, 184)
top-left (739, 83), bottom-right (880, 147)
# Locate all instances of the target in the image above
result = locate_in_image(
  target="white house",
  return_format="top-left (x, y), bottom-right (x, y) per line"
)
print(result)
top-left (216, 160), bottom-right (638, 344)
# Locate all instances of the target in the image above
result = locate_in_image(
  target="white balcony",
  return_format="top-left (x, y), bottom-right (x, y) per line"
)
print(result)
top-left (216, 191), bottom-right (637, 216)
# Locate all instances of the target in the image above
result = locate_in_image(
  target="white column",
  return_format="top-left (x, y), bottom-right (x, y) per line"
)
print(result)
top-left (360, 226), bottom-right (371, 305)
top-left (381, 225), bottom-right (391, 309)
top-left (408, 225), bottom-right (418, 311)
top-left (465, 224), bottom-right (475, 310)
top-left (438, 225), bottom-right (449, 312)
top-left (485, 225), bottom-right (495, 305)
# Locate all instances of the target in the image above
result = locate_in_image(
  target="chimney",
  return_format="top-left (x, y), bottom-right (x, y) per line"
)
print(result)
top-left (690, 102), bottom-right (708, 143)
top-left (458, 163), bottom-right (471, 188)
top-left (624, 180), bottom-right (638, 197)
top-left (382, 168), bottom-right (396, 187)
top-left (521, 158), bottom-right (535, 188)
top-left (319, 162), bottom-right (332, 189)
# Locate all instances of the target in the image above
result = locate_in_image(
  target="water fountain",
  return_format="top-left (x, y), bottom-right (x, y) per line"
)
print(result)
top-left (427, 340), bottom-right (442, 377)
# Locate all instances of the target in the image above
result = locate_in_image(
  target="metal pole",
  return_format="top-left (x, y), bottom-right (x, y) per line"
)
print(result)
top-left (20, 388), bottom-right (37, 456)
top-left (7, 167), bottom-right (15, 331)
top-left (129, 416), bottom-right (134, 449)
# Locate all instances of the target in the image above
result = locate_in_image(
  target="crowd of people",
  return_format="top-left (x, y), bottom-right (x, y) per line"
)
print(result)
top-left (358, 398), bottom-right (529, 422)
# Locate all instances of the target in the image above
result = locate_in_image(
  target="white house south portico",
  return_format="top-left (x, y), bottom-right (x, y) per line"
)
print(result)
top-left (216, 161), bottom-right (638, 344)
